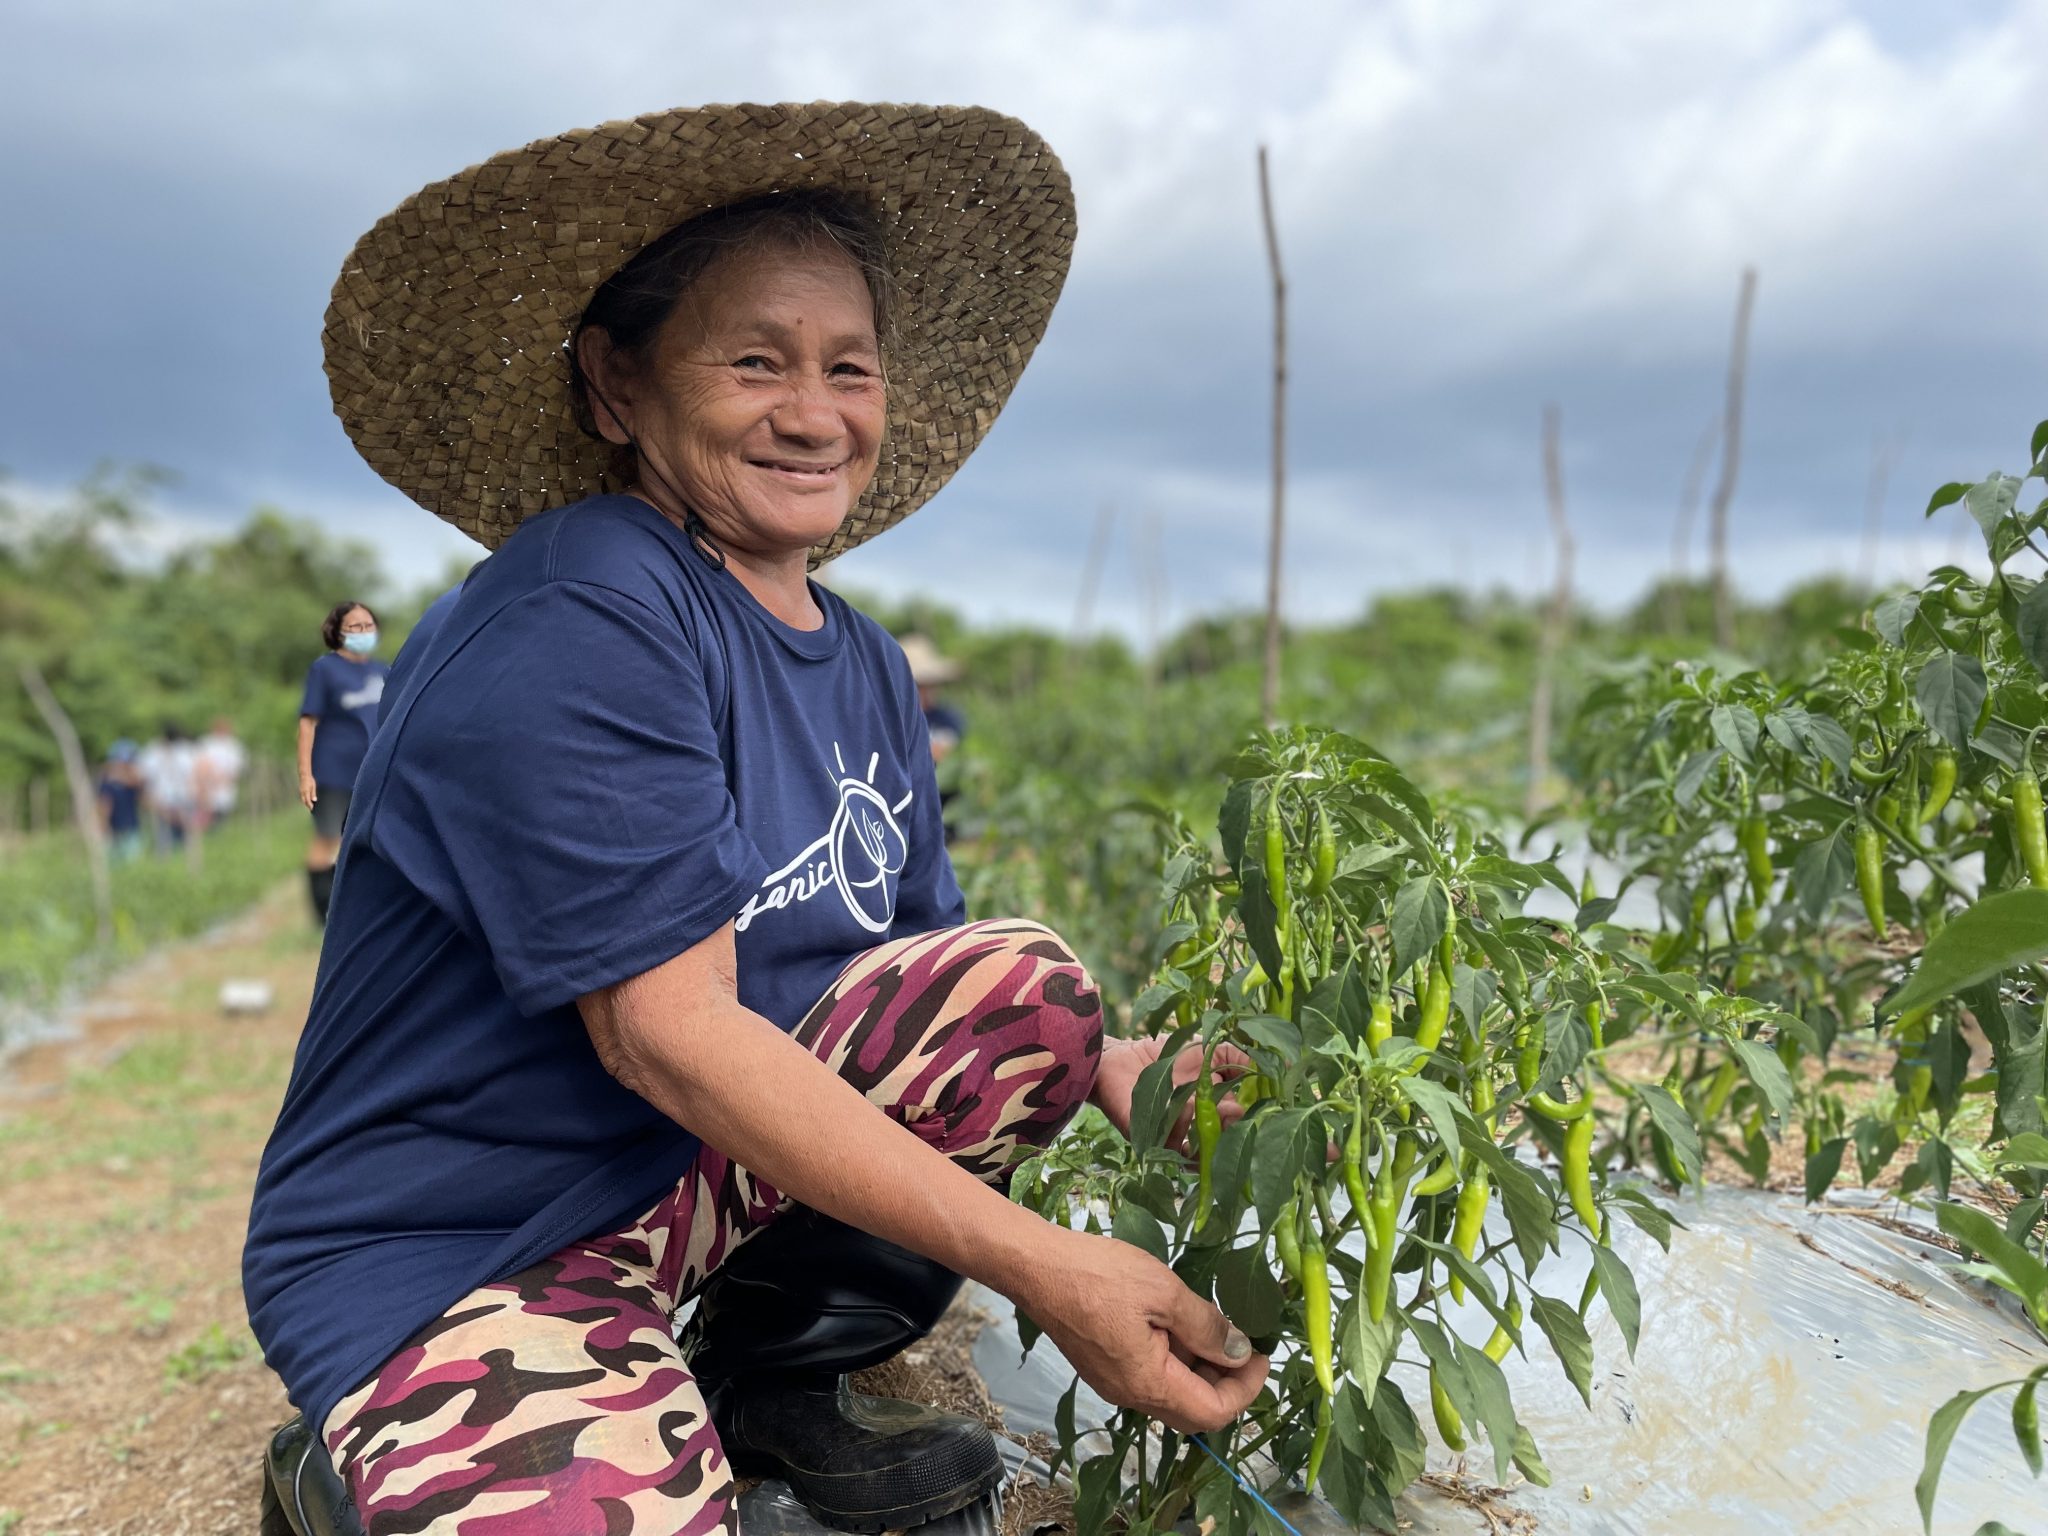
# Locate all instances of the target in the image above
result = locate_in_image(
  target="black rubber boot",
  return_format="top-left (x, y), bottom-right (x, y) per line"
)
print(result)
top-left (307, 867), bottom-right (334, 926)
top-left (681, 1205), bottom-right (1005, 1534)
top-left (260, 1413), bottom-right (364, 1536)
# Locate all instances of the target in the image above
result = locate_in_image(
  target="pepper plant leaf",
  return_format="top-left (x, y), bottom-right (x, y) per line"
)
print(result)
top-left (1793, 821), bottom-right (1859, 926)
top-left (1730, 1036), bottom-right (1796, 1124)
top-left (2017, 576), bottom-right (2048, 681)
top-left (1391, 875), bottom-right (1449, 975)
top-left (1914, 651), bottom-right (1990, 749)
top-left (1454, 1334), bottom-right (1521, 1483)
top-left (1339, 1296), bottom-right (1398, 1403)
top-left (1709, 704), bottom-right (1760, 766)
top-left (1529, 1295), bottom-right (1595, 1407)
top-left (1588, 1244), bottom-right (1643, 1358)
top-left (1917, 1381), bottom-right (2021, 1532)
top-left (1637, 1083), bottom-right (1704, 1185)
top-left (1880, 889), bottom-right (2048, 1020)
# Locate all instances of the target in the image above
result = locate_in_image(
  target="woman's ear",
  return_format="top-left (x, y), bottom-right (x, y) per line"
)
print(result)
top-left (575, 328), bottom-right (636, 448)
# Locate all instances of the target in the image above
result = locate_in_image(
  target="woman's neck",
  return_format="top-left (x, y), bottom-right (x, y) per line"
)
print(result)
top-left (632, 489), bottom-right (824, 632)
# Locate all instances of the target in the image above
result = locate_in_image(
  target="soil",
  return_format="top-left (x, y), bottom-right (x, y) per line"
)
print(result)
top-left (0, 885), bottom-right (1071, 1536)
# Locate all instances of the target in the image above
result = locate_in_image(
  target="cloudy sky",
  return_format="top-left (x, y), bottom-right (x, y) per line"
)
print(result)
top-left (5, 0), bottom-right (2045, 636)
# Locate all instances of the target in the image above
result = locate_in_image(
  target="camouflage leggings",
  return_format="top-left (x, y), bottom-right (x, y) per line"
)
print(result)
top-left (322, 919), bottom-right (1101, 1535)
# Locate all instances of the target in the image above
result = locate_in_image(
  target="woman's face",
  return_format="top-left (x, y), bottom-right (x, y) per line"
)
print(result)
top-left (592, 246), bottom-right (887, 558)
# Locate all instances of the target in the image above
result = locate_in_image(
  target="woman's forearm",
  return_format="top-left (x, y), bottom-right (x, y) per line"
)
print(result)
top-left (580, 946), bottom-right (1048, 1305)
top-left (296, 718), bottom-right (317, 779)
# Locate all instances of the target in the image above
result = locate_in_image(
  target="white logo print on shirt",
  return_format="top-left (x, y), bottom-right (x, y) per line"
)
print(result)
top-left (340, 676), bottom-right (385, 713)
top-left (735, 744), bottom-right (911, 935)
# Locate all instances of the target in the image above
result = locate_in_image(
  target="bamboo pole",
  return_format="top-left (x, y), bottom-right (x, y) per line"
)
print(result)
top-left (1708, 268), bottom-right (1757, 650)
top-left (1856, 428), bottom-right (1905, 591)
top-left (1666, 415), bottom-right (1719, 635)
top-left (1526, 405), bottom-right (1575, 823)
top-left (1257, 144), bottom-right (1289, 727)
top-left (19, 662), bottom-right (113, 946)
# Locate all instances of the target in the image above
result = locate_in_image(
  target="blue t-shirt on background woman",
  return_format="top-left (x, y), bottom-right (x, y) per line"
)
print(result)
top-left (300, 651), bottom-right (388, 789)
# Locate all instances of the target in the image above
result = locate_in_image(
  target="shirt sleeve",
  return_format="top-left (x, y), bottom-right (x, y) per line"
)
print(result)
top-left (299, 659), bottom-right (328, 719)
top-left (373, 580), bottom-right (771, 1016)
top-left (888, 670), bottom-right (968, 941)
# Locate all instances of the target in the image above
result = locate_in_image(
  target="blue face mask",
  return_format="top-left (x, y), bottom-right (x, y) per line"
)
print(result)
top-left (342, 630), bottom-right (379, 656)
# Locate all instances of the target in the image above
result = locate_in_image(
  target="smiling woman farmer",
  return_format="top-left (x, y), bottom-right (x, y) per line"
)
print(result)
top-left (243, 103), bottom-right (1266, 1536)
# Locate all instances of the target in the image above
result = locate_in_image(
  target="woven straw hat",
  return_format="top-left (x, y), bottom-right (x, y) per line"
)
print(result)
top-left (324, 102), bottom-right (1075, 560)
top-left (898, 633), bottom-right (963, 686)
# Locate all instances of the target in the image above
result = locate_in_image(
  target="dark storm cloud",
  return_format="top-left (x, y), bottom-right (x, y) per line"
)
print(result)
top-left (4, 0), bottom-right (2044, 626)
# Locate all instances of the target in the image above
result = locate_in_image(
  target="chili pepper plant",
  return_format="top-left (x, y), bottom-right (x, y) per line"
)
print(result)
top-left (1010, 729), bottom-right (1791, 1533)
top-left (1557, 418), bottom-right (2048, 1527)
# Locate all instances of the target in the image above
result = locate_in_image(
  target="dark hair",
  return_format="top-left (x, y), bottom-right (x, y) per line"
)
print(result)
top-left (566, 188), bottom-right (893, 465)
top-left (321, 600), bottom-right (376, 652)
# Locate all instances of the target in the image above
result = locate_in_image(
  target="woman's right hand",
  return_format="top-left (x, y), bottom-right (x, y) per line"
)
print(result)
top-left (299, 773), bottom-right (319, 811)
top-left (1014, 1224), bottom-right (1270, 1435)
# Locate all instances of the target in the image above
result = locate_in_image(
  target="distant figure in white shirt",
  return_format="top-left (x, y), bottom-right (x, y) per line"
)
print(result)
top-left (197, 716), bottom-right (248, 828)
top-left (140, 722), bottom-right (201, 851)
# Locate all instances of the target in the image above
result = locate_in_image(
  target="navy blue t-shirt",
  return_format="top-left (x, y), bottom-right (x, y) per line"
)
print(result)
top-left (244, 496), bottom-right (964, 1432)
top-left (300, 651), bottom-right (389, 788)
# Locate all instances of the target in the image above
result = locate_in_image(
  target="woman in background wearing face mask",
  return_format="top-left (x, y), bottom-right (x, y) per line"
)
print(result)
top-left (297, 601), bottom-right (388, 924)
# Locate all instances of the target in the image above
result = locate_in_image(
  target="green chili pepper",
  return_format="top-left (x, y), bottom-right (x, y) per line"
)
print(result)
top-left (1514, 1018), bottom-right (1544, 1094)
top-left (1875, 791), bottom-right (1903, 830)
top-left (1365, 1136), bottom-right (1405, 1323)
top-left (1449, 1171), bottom-right (1490, 1303)
top-left (1305, 1392), bottom-right (1333, 1492)
top-left (1702, 1059), bottom-right (1739, 1120)
top-left (1917, 750), bottom-right (1957, 827)
top-left (1583, 998), bottom-right (1606, 1053)
top-left (1855, 819), bottom-right (1887, 932)
top-left (1562, 1113), bottom-right (1599, 1233)
top-left (1849, 752), bottom-right (1891, 787)
top-left (1307, 804), bottom-right (1335, 899)
top-left (1430, 1367), bottom-right (1466, 1451)
top-left (1343, 1103), bottom-right (1371, 1218)
top-left (1410, 1153), bottom-right (1458, 1198)
top-left (1415, 960), bottom-right (1452, 1053)
top-left (2014, 767), bottom-right (2048, 889)
top-left (1483, 1296), bottom-right (1523, 1363)
top-left (1734, 893), bottom-right (1757, 943)
top-left (1366, 991), bottom-right (1393, 1055)
top-left (1527, 1087), bottom-right (1594, 1122)
top-left (1192, 1085), bottom-right (1223, 1232)
top-left (1264, 780), bottom-right (1289, 916)
top-left (1301, 1219), bottom-right (1335, 1397)
top-left (1272, 1198), bottom-right (1302, 1286)
top-left (1236, 1072), bottom-right (1267, 1109)
top-left (1739, 815), bottom-right (1773, 904)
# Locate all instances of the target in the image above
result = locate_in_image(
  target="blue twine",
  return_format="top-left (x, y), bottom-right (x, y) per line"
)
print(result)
top-left (1189, 1434), bottom-right (1306, 1536)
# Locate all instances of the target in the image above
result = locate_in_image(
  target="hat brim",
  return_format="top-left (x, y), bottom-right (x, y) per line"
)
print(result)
top-left (323, 102), bottom-right (1075, 560)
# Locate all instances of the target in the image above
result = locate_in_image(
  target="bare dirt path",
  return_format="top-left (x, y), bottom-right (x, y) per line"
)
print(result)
top-left (0, 881), bottom-right (315, 1535)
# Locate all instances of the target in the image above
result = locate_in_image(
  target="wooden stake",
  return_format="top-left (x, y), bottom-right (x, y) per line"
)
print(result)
top-left (1708, 268), bottom-right (1757, 650)
top-left (1527, 405), bottom-right (1575, 823)
top-left (1666, 415), bottom-right (1719, 635)
top-left (19, 662), bottom-right (113, 947)
top-left (1070, 502), bottom-right (1115, 644)
top-left (1257, 144), bottom-right (1289, 727)
top-left (1856, 428), bottom-right (1906, 591)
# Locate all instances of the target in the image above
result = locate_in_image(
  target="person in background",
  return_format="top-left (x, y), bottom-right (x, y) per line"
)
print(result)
top-left (297, 602), bottom-right (387, 924)
top-left (197, 715), bottom-right (247, 828)
top-left (900, 633), bottom-right (966, 841)
top-left (96, 739), bottom-right (145, 865)
top-left (139, 723), bottom-right (200, 852)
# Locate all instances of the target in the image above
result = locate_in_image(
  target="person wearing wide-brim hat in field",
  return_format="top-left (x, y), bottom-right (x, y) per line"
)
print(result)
top-left (243, 103), bottom-right (1265, 1536)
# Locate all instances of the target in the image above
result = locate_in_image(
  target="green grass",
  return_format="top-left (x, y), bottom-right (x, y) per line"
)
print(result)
top-left (0, 811), bottom-right (301, 1037)
top-left (161, 1322), bottom-right (253, 1387)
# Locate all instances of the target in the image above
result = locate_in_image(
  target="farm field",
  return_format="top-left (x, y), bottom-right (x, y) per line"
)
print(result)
top-left (1, 429), bottom-right (2045, 1535)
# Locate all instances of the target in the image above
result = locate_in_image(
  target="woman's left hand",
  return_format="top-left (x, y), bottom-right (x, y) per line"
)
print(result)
top-left (1091, 1036), bottom-right (1251, 1153)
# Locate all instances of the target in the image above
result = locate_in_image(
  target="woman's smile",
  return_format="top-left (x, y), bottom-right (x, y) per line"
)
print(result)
top-left (747, 453), bottom-right (852, 487)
